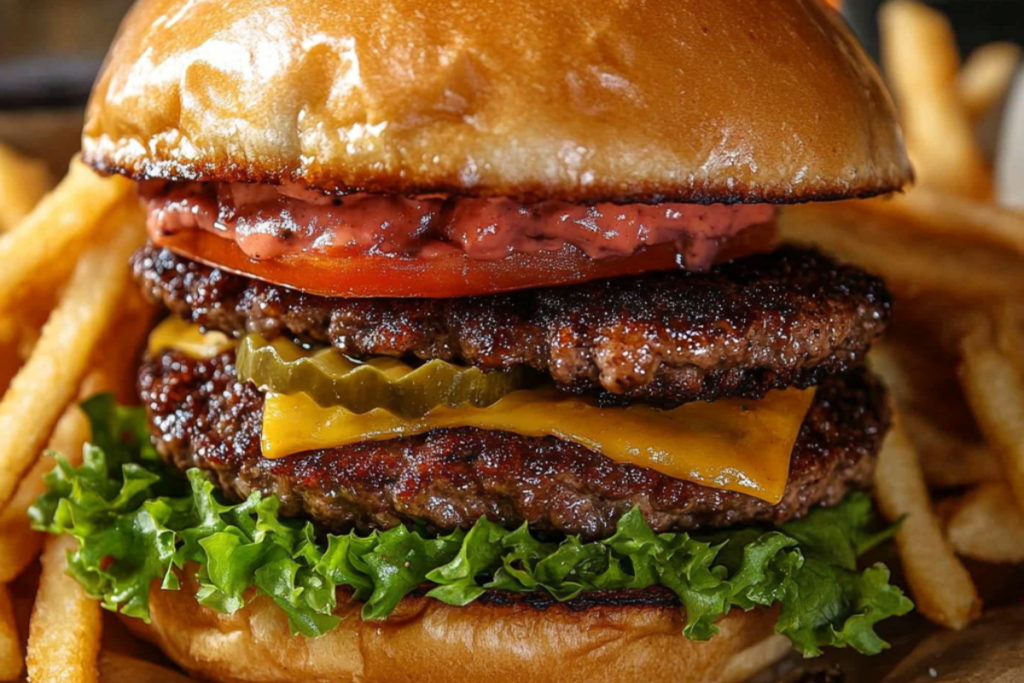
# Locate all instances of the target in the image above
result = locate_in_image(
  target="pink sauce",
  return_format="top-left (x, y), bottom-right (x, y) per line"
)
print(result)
top-left (141, 181), bottom-right (776, 269)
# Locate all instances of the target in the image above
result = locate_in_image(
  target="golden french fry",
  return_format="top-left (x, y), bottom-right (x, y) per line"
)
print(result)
top-left (0, 277), bottom-right (60, 396)
top-left (0, 584), bottom-right (22, 682)
top-left (874, 412), bottom-right (982, 630)
top-left (0, 159), bottom-right (134, 307)
top-left (0, 290), bottom-right (155, 583)
top-left (959, 42), bottom-right (1022, 125)
top-left (778, 202), bottom-right (1024, 300)
top-left (98, 652), bottom-right (205, 683)
top-left (0, 322), bottom-right (29, 397)
top-left (903, 411), bottom-right (1001, 488)
top-left (959, 308), bottom-right (1024, 517)
top-left (720, 635), bottom-right (791, 683)
top-left (993, 305), bottom-right (1024, 377)
top-left (0, 143), bottom-right (53, 234)
top-left (0, 405), bottom-right (86, 585)
top-left (869, 319), bottom-right (979, 425)
top-left (945, 483), bottom-right (1024, 564)
top-left (867, 190), bottom-right (1024, 258)
top-left (0, 213), bottom-right (144, 512)
top-left (27, 535), bottom-right (102, 683)
top-left (880, 0), bottom-right (992, 200)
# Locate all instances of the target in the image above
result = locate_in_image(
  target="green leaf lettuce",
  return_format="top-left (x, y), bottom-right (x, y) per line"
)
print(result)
top-left (30, 394), bottom-right (913, 657)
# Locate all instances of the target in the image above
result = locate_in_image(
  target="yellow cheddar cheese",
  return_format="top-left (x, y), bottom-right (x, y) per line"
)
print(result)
top-left (262, 387), bottom-right (814, 504)
top-left (148, 316), bottom-right (234, 359)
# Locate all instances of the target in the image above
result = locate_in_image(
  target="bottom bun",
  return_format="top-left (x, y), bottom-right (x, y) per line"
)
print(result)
top-left (127, 573), bottom-right (788, 683)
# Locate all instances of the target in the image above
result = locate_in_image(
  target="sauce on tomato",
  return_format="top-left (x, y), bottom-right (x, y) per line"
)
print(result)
top-left (141, 181), bottom-right (775, 271)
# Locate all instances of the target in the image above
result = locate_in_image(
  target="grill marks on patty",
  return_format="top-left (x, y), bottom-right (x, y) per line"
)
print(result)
top-left (140, 350), bottom-right (888, 540)
top-left (132, 244), bottom-right (891, 406)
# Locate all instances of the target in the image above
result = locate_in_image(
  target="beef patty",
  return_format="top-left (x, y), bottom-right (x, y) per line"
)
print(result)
top-left (140, 349), bottom-right (888, 540)
top-left (132, 244), bottom-right (891, 406)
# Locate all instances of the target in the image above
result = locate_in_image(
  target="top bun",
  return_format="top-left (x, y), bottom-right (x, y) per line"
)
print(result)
top-left (83, 0), bottom-right (911, 204)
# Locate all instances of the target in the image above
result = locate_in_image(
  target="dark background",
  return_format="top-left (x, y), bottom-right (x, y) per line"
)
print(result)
top-left (848, 0), bottom-right (1024, 57)
top-left (0, 0), bottom-right (1023, 111)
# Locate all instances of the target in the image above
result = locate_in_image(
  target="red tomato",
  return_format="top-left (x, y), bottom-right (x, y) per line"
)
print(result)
top-left (152, 224), bottom-right (774, 298)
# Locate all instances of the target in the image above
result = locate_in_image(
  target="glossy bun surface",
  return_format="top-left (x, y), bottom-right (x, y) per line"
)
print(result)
top-left (84, 0), bottom-right (911, 203)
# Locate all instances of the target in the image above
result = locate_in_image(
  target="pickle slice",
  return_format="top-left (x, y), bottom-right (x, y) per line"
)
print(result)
top-left (236, 334), bottom-right (540, 417)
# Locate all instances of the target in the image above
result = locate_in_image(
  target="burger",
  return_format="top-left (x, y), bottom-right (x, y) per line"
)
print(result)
top-left (32, 0), bottom-right (916, 681)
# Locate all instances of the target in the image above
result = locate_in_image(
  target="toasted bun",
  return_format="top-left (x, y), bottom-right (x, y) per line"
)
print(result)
top-left (127, 576), bottom-right (787, 683)
top-left (84, 0), bottom-right (910, 203)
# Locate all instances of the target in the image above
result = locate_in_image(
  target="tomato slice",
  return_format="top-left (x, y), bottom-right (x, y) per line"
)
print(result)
top-left (152, 223), bottom-right (774, 298)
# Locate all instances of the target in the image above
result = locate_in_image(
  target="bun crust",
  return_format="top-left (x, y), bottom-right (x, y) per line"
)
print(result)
top-left (84, 0), bottom-right (910, 203)
top-left (127, 576), bottom-right (786, 683)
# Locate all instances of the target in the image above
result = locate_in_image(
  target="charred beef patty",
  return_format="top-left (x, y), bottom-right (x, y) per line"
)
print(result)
top-left (140, 349), bottom-right (889, 540)
top-left (132, 244), bottom-right (891, 406)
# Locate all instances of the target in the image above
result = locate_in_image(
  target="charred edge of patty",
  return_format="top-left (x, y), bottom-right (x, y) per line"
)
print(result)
top-left (131, 243), bottom-right (891, 407)
top-left (416, 585), bottom-right (683, 612)
top-left (139, 348), bottom-right (889, 541)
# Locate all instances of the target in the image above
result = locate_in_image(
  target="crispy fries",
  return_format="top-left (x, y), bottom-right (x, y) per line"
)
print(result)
top-left (0, 404), bottom-right (87, 585)
top-left (26, 535), bottom-right (102, 683)
top-left (0, 209), bottom-right (143, 512)
top-left (879, 0), bottom-right (992, 200)
top-left (99, 652), bottom-right (203, 683)
top-left (869, 190), bottom-right (1024, 257)
top-left (874, 412), bottom-right (982, 630)
top-left (903, 412), bottom-right (1001, 489)
top-left (778, 201), bottom-right (1024, 300)
top-left (0, 144), bottom-right (53, 234)
top-left (721, 635), bottom-right (791, 683)
top-left (0, 159), bottom-right (134, 308)
top-left (959, 42), bottom-right (1022, 125)
top-left (0, 290), bottom-right (154, 584)
top-left (959, 308), bottom-right (1024, 517)
top-left (946, 483), bottom-right (1024, 564)
top-left (0, 585), bottom-right (21, 682)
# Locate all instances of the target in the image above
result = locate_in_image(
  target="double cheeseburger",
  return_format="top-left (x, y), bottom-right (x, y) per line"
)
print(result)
top-left (35, 1), bottom-right (916, 681)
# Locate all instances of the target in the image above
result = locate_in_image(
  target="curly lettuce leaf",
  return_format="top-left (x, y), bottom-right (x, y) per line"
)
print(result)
top-left (30, 394), bottom-right (913, 656)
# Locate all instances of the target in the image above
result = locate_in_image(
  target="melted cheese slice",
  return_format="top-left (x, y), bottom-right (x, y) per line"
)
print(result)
top-left (148, 316), bottom-right (234, 359)
top-left (262, 387), bottom-right (814, 504)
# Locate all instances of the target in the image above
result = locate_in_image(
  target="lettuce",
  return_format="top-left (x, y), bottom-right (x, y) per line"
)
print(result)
top-left (30, 394), bottom-right (912, 657)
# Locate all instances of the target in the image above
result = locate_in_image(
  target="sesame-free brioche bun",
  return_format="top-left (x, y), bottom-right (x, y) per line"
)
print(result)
top-left (83, 0), bottom-right (911, 203)
top-left (126, 574), bottom-right (788, 683)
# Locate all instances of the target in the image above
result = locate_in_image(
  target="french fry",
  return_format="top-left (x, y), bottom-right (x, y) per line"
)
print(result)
top-left (868, 190), bottom-right (1024, 258)
top-left (26, 534), bottom-right (102, 683)
top-left (874, 412), bottom-right (982, 630)
top-left (0, 143), bottom-right (53, 234)
top-left (903, 412), bottom-right (1001, 488)
top-left (0, 406), bottom-right (86, 585)
top-left (0, 212), bottom-right (143, 512)
top-left (0, 585), bottom-right (21, 682)
top-left (0, 269), bottom-right (59, 396)
top-left (721, 635), bottom-right (791, 683)
top-left (959, 308), bottom-right (1024, 517)
top-left (778, 202), bottom-right (1024, 300)
top-left (0, 290), bottom-right (154, 583)
top-left (958, 42), bottom-right (1022, 125)
top-left (880, 0), bottom-right (992, 200)
top-left (0, 159), bottom-right (134, 307)
top-left (869, 320), bottom-right (979, 426)
top-left (98, 652), bottom-right (204, 683)
top-left (946, 483), bottom-right (1024, 564)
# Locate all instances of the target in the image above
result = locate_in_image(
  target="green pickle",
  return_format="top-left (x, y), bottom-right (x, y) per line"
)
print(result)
top-left (236, 334), bottom-right (540, 417)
